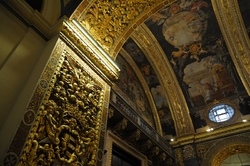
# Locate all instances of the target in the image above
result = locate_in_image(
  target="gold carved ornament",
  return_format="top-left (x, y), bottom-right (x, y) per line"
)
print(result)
top-left (18, 56), bottom-right (104, 166)
top-left (212, 144), bottom-right (250, 166)
top-left (175, 148), bottom-right (185, 166)
top-left (212, 0), bottom-right (250, 93)
top-left (78, 0), bottom-right (175, 55)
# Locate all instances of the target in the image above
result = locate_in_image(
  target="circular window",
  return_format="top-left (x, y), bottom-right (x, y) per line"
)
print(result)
top-left (208, 104), bottom-right (234, 122)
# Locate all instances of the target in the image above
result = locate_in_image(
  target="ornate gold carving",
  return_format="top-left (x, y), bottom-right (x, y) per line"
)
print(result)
top-left (175, 148), bottom-right (184, 166)
top-left (196, 145), bottom-right (207, 160)
top-left (201, 134), bottom-right (250, 166)
top-left (183, 145), bottom-right (195, 159)
top-left (212, 144), bottom-right (250, 166)
top-left (212, 0), bottom-right (250, 94)
top-left (171, 122), bottom-right (250, 147)
top-left (76, 0), bottom-right (176, 55)
top-left (18, 55), bottom-right (104, 166)
top-left (60, 21), bottom-right (120, 82)
top-left (132, 25), bottom-right (195, 137)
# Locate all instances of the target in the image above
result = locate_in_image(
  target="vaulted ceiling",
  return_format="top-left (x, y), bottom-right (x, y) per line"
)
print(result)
top-left (18, 0), bottom-right (250, 140)
top-left (69, 0), bottom-right (250, 139)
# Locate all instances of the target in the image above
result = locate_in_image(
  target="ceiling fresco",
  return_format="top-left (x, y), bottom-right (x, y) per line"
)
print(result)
top-left (114, 0), bottom-right (250, 138)
top-left (123, 38), bottom-right (176, 137)
top-left (145, 0), bottom-right (247, 109)
top-left (114, 54), bottom-right (156, 128)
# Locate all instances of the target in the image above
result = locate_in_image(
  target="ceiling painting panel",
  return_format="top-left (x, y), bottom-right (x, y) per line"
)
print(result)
top-left (145, 0), bottom-right (248, 110)
top-left (114, 54), bottom-right (156, 129)
top-left (122, 38), bottom-right (176, 138)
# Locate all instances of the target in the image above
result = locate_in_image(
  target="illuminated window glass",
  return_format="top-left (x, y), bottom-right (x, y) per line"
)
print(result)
top-left (208, 104), bottom-right (234, 122)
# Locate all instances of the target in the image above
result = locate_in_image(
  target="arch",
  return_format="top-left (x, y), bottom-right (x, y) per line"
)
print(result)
top-left (201, 135), bottom-right (250, 166)
top-left (69, 0), bottom-right (176, 59)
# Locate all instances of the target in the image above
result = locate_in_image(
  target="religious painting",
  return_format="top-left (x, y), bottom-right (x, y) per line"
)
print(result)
top-left (115, 54), bottom-right (155, 127)
top-left (124, 38), bottom-right (159, 88)
top-left (145, 0), bottom-right (246, 111)
top-left (123, 39), bottom-right (176, 137)
top-left (238, 0), bottom-right (250, 38)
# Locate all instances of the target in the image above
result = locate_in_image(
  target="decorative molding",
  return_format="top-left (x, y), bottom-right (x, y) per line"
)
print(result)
top-left (212, 0), bottom-right (250, 95)
top-left (200, 133), bottom-right (250, 166)
top-left (170, 122), bottom-right (250, 147)
top-left (132, 24), bottom-right (195, 137)
top-left (60, 20), bottom-right (120, 83)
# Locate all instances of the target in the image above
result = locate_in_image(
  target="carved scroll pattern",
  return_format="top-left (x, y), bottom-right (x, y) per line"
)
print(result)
top-left (79, 0), bottom-right (175, 54)
top-left (18, 55), bottom-right (104, 166)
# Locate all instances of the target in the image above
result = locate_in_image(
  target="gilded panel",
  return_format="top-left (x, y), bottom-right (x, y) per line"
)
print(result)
top-left (3, 37), bottom-right (111, 165)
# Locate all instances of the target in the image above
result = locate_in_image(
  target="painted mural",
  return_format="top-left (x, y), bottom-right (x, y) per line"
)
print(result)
top-left (115, 54), bottom-right (155, 128)
top-left (117, 0), bottom-right (249, 135)
top-left (144, 0), bottom-right (249, 130)
top-left (123, 38), bottom-right (176, 137)
top-left (238, 0), bottom-right (250, 38)
top-left (145, 0), bottom-right (246, 108)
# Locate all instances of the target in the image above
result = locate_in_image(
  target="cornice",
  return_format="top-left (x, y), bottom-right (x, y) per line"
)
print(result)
top-left (60, 20), bottom-right (120, 84)
top-left (3, 0), bottom-right (64, 39)
top-left (170, 121), bottom-right (250, 147)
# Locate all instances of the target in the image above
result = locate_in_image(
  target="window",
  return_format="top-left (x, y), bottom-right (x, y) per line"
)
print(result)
top-left (208, 104), bottom-right (234, 122)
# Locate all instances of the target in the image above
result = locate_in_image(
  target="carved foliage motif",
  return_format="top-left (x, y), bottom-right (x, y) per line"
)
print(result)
top-left (80, 0), bottom-right (172, 53)
top-left (18, 55), bottom-right (104, 166)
